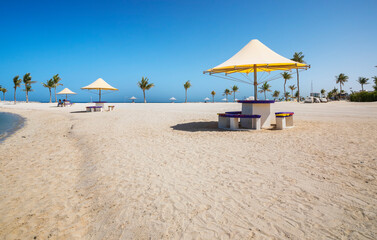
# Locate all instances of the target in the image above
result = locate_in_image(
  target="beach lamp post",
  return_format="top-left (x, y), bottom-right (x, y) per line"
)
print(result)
top-left (57, 88), bottom-right (76, 100)
top-left (203, 39), bottom-right (310, 100)
top-left (130, 96), bottom-right (137, 103)
top-left (169, 97), bottom-right (176, 103)
top-left (81, 78), bottom-right (118, 102)
top-left (204, 97), bottom-right (210, 103)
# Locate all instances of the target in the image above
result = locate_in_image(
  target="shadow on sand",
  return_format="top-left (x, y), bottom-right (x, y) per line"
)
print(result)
top-left (171, 121), bottom-right (221, 132)
top-left (70, 111), bottom-right (88, 114)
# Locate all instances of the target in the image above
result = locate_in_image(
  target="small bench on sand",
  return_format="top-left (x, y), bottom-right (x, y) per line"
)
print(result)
top-left (86, 106), bottom-right (103, 112)
top-left (218, 113), bottom-right (261, 130)
top-left (275, 112), bottom-right (294, 130)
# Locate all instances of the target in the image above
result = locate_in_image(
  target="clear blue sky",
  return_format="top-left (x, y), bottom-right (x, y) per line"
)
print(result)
top-left (0, 0), bottom-right (376, 102)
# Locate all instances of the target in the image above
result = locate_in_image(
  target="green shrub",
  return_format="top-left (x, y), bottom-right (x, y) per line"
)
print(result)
top-left (350, 91), bottom-right (377, 102)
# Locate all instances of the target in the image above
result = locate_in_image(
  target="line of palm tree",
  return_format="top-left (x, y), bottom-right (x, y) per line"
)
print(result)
top-left (23, 73), bottom-right (36, 103)
top-left (42, 79), bottom-right (55, 103)
top-left (183, 81), bottom-right (191, 103)
top-left (291, 52), bottom-right (305, 102)
top-left (288, 84), bottom-right (297, 100)
top-left (231, 85), bottom-right (239, 102)
top-left (52, 74), bottom-right (62, 102)
top-left (211, 90), bottom-right (216, 103)
top-left (335, 73), bottom-right (349, 96)
top-left (284, 92), bottom-right (290, 100)
top-left (357, 77), bottom-right (369, 91)
top-left (0, 85), bottom-right (2, 102)
top-left (272, 90), bottom-right (280, 100)
top-left (223, 89), bottom-right (231, 102)
top-left (258, 82), bottom-right (271, 100)
top-left (13, 75), bottom-right (22, 104)
top-left (1, 88), bottom-right (7, 101)
top-left (281, 72), bottom-right (292, 101)
top-left (137, 77), bottom-right (154, 103)
top-left (320, 89), bottom-right (326, 98)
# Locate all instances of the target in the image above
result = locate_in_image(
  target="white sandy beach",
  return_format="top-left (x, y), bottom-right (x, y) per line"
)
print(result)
top-left (0, 101), bottom-right (377, 239)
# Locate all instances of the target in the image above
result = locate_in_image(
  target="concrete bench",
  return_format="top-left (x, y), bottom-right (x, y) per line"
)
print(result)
top-left (218, 113), bottom-right (261, 130)
top-left (275, 112), bottom-right (294, 130)
top-left (86, 106), bottom-right (103, 112)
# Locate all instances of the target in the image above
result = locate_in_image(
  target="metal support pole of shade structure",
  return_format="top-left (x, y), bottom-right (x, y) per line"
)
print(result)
top-left (254, 64), bottom-right (258, 100)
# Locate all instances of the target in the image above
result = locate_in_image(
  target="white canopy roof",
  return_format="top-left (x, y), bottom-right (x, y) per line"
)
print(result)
top-left (81, 78), bottom-right (118, 90)
top-left (130, 96), bottom-right (137, 99)
top-left (204, 97), bottom-right (210, 101)
top-left (205, 39), bottom-right (308, 74)
top-left (57, 88), bottom-right (76, 95)
top-left (169, 97), bottom-right (176, 100)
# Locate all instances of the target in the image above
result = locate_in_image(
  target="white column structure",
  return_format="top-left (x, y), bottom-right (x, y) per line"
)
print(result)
top-left (239, 100), bottom-right (274, 129)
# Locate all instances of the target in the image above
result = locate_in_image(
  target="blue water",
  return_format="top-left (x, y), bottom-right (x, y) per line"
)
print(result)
top-left (0, 112), bottom-right (24, 141)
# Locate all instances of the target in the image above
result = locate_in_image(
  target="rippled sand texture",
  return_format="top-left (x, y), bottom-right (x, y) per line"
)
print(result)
top-left (1, 102), bottom-right (376, 239)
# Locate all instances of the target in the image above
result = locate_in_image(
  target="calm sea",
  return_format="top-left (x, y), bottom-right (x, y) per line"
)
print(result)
top-left (0, 112), bottom-right (23, 141)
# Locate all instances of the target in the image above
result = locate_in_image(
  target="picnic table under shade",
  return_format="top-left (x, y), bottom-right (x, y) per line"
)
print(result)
top-left (237, 100), bottom-right (275, 128)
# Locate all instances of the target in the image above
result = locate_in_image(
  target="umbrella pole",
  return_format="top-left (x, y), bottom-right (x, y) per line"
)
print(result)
top-left (99, 89), bottom-right (101, 102)
top-left (253, 64), bottom-right (258, 100)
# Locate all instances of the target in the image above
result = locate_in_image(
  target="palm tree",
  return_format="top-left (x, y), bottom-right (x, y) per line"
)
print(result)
top-left (211, 91), bottom-right (216, 103)
top-left (331, 87), bottom-right (339, 100)
top-left (13, 75), bottom-right (22, 104)
top-left (335, 73), bottom-right (349, 96)
top-left (52, 74), bottom-right (62, 102)
top-left (1, 88), bottom-right (7, 101)
top-left (373, 76), bottom-right (377, 91)
top-left (320, 89), bottom-right (326, 98)
top-left (357, 77), bottom-right (369, 91)
top-left (281, 72), bottom-right (292, 101)
top-left (223, 89), bottom-right (231, 102)
top-left (23, 84), bottom-right (33, 101)
top-left (0, 85), bottom-right (2, 102)
top-left (137, 77), bottom-right (154, 103)
top-left (272, 90), bottom-right (280, 100)
top-left (231, 85), bottom-right (239, 102)
top-left (183, 81), bottom-right (191, 103)
top-left (23, 73), bottom-right (35, 103)
top-left (284, 92), bottom-right (290, 100)
top-left (42, 79), bottom-right (55, 103)
top-left (288, 85), bottom-right (297, 100)
top-left (258, 82), bottom-right (271, 100)
top-left (291, 52), bottom-right (305, 102)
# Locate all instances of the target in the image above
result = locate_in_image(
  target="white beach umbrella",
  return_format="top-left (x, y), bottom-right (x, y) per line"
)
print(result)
top-left (169, 97), bottom-right (176, 103)
top-left (203, 39), bottom-right (310, 100)
top-left (81, 78), bottom-right (118, 102)
top-left (204, 97), bottom-right (210, 103)
top-left (57, 88), bottom-right (76, 100)
top-left (129, 96), bottom-right (137, 103)
top-left (222, 98), bottom-right (228, 102)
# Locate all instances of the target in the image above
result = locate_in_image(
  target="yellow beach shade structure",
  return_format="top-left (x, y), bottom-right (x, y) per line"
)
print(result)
top-left (81, 78), bottom-right (118, 102)
top-left (203, 39), bottom-right (310, 100)
top-left (57, 88), bottom-right (77, 100)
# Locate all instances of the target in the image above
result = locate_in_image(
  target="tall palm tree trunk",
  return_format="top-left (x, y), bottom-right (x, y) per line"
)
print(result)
top-left (233, 92), bottom-right (236, 102)
top-left (361, 84), bottom-right (364, 91)
top-left (143, 89), bottom-right (146, 103)
top-left (264, 91), bottom-right (266, 100)
top-left (49, 89), bottom-right (52, 103)
top-left (284, 81), bottom-right (287, 101)
top-left (339, 83), bottom-right (342, 100)
top-left (212, 96), bottom-right (214, 103)
top-left (14, 88), bottom-right (17, 104)
top-left (185, 89), bottom-right (187, 103)
top-left (296, 69), bottom-right (300, 102)
top-left (26, 91), bottom-right (29, 103)
top-left (54, 87), bottom-right (57, 102)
